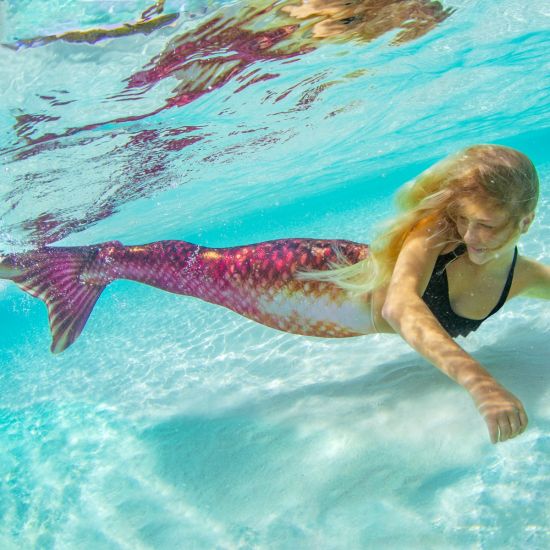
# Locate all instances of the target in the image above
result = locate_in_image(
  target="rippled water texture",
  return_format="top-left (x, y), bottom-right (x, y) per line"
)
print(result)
top-left (0, 0), bottom-right (549, 548)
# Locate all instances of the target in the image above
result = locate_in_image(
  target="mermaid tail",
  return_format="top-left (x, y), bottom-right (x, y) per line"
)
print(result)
top-left (0, 238), bottom-right (369, 353)
top-left (0, 244), bottom-right (113, 353)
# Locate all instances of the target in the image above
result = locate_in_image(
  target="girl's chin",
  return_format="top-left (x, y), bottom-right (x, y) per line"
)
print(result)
top-left (466, 246), bottom-right (493, 263)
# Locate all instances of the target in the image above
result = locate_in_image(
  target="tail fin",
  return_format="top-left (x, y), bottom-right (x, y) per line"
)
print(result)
top-left (1, 246), bottom-right (106, 353)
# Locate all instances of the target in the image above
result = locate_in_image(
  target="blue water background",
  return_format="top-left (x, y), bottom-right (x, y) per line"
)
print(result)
top-left (0, 0), bottom-right (549, 547)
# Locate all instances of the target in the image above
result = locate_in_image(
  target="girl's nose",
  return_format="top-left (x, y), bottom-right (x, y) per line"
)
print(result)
top-left (463, 224), bottom-right (480, 245)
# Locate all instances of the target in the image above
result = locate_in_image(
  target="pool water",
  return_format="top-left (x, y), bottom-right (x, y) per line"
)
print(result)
top-left (1, 0), bottom-right (549, 548)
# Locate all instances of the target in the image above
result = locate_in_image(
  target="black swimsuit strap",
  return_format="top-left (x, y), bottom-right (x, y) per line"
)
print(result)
top-left (486, 246), bottom-right (518, 317)
top-left (439, 243), bottom-right (467, 263)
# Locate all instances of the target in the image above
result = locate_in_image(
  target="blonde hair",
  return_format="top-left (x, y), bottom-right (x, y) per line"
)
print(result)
top-left (304, 144), bottom-right (539, 294)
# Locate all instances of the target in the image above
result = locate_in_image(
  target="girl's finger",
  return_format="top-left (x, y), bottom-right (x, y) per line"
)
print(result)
top-left (487, 418), bottom-right (499, 444)
top-left (508, 412), bottom-right (521, 435)
top-left (498, 416), bottom-right (512, 442)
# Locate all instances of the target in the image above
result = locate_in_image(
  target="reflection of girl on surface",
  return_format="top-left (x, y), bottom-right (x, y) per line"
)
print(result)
top-left (1, 145), bottom-right (548, 443)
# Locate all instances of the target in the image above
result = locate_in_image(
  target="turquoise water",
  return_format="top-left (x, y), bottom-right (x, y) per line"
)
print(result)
top-left (1, 0), bottom-right (549, 547)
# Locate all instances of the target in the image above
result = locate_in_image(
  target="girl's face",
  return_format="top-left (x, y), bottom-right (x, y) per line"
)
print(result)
top-left (453, 197), bottom-right (520, 265)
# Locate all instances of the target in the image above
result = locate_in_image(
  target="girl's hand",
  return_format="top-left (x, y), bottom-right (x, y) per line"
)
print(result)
top-left (469, 381), bottom-right (528, 443)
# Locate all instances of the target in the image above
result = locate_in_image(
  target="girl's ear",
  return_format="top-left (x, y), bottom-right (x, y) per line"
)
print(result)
top-left (520, 212), bottom-right (535, 233)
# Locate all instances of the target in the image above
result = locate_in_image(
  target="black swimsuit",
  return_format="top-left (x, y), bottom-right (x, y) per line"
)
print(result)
top-left (422, 243), bottom-right (518, 337)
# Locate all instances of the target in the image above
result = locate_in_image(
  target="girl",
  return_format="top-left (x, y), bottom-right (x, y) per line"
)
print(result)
top-left (1, 144), bottom-right (548, 443)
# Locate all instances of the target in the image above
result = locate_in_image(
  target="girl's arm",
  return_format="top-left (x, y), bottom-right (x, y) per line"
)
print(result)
top-left (381, 220), bottom-right (528, 443)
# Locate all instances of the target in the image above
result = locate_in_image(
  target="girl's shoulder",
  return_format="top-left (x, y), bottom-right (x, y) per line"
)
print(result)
top-left (512, 255), bottom-right (550, 299)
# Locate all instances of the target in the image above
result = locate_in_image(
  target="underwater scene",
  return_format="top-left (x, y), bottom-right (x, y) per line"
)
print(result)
top-left (0, 0), bottom-right (549, 548)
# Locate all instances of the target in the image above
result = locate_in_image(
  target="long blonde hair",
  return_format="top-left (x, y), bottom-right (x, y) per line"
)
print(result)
top-left (304, 144), bottom-right (539, 294)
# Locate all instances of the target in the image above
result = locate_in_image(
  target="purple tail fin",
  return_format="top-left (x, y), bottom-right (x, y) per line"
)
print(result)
top-left (2, 246), bottom-right (105, 353)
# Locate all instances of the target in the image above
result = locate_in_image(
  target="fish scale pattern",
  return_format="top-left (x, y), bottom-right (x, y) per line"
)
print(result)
top-left (1, 238), bottom-right (370, 352)
top-left (89, 238), bottom-right (370, 337)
